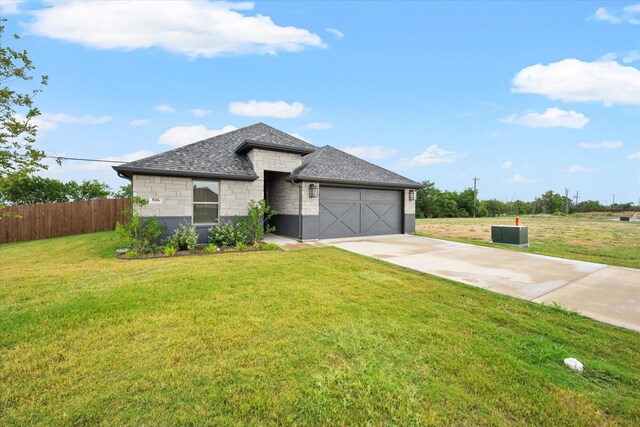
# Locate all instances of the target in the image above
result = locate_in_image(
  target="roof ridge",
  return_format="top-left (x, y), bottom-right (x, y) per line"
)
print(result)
top-left (117, 123), bottom-right (267, 168)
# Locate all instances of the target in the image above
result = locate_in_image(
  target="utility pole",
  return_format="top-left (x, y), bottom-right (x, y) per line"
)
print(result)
top-left (612, 193), bottom-right (615, 207)
top-left (574, 190), bottom-right (580, 205)
top-left (472, 177), bottom-right (479, 218)
top-left (565, 188), bottom-right (570, 216)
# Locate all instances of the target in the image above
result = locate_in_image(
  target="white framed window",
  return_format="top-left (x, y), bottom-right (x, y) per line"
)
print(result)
top-left (193, 180), bottom-right (220, 225)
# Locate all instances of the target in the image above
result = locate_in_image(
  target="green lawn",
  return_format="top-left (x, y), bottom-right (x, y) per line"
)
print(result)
top-left (1, 232), bottom-right (639, 425)
top-left (416, 214), bottom-right (640, 269)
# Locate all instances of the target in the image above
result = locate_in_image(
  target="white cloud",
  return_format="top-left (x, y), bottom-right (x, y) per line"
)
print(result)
top-left (501, 160), bottom-right (514, 169)
top-left (304, 121), bottom-right (332, 130)
top-left (512, 59), bottom-right (640, 106)
top-left (501, 107), bottom-right (590, 129)
top-left (503, 174), bottom-right (537, 184)
top-left (15, 112), bottom-right (112, 134)
top-left (341, 146), bottom-right (397, 160)
top-left (158, 124), bottom-right (237, 147)
top-left (592, 4), bottom-right (640, 25)
top-left (40, 113), bottom-right (112, 125)
top-left (27, 1), bottom-right (324, 59)
top-left (326, 28), bottom-right (344, 39)
top-left (578, 141), bottom-right (623, 149)
top-left (229, 100), bottom-right (305, 118)
top-left (399, 145), bottom-right (467, 168)
top-left (130, 119), bottom-right (151, 127)
top-left (190, 108), bottom-right (212, 117)
top-left (155, 103), bottom-right (176, 113)
top-left (563, 165), bottom-right (598, 173)
top-left (593, 7), bottom-right (622, 23)
top-left (1, 0), bottom-right (24, 14)
top-left (628, 151), bottom-right (640, 160)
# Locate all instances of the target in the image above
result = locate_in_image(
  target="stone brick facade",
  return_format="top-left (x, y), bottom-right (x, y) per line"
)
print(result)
top-left (301, 181), bottom-right (320, 216)
top-left (267, 175), bottom-right (299, 215)
top-left (404, 189), bottom-right (416, 214)
top-left (219, 180), bottom-right (262, 217)
top-left (133, 149), bottom-right (304, 220)
top-left (132, 175), bottom-right (192, 217)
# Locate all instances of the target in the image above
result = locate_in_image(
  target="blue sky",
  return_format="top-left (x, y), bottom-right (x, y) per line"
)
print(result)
top-left (2, 1), bottom-right (639, 204)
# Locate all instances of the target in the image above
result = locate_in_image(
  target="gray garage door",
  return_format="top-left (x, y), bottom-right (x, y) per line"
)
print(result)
top-left (319, 187), bottom-right (402, 239)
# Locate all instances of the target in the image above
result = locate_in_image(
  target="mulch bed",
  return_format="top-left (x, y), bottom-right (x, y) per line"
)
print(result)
top-left (116, 244), bottom-right (266, 260)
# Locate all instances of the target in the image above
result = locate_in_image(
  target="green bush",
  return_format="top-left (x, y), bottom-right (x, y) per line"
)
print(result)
top-left (204, 244), bottom-right (219, 253)
top-left (237, 199), bottom-right (277, 245)
top-left (167, 222), bottom-right (198, 251)
top-left (258, 242), bottom-right (280, 251)
top-left (115, 197), bottom-right (166, 254)
top-left (208, 222), bottom-right (245, 248)
top-left (163, 242), bottom-right (178, 256)
top-left (235, 241), bottom-right (247, 251)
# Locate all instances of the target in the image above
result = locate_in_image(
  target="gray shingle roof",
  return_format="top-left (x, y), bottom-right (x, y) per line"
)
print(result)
top-left (113, 123), bottom-right (316, 180)
top-left (114, 123), bottom-right (420, 189)
top-left (289, 145), bottom-right (422, 189)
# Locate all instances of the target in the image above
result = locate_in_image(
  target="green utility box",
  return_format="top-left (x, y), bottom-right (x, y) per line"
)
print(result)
top-left (491, 225), bottom-right (529, 247)
top-left (620, 217), bottom-right (630, 222)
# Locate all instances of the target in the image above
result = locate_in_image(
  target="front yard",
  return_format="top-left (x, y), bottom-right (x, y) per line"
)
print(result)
top-left (1, 232), bottom-right (639, 425)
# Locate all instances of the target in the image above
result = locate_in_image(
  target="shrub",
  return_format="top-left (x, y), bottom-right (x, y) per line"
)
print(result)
top-left (204, 243), bottom-right (219, 253)
top-left (124, 250), bottom-right (138, 258)
top-left (167, 222), bottom-right (198, 251)
top-left (258, 242), bottom-right (280, 251)
top-left (115, 197), bottom-right (166, 254)
top-left (208, 222), bottom-right (245, 248)
top-left (237, 199), bottom-right (277, 245)
top-left (164, 242), bottom-right (178, 256)
top-left (235, 241), bottom-right (247, 251)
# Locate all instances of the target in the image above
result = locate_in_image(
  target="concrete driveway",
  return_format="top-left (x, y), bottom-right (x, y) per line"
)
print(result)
top-left (284, 234), bottom-right (640, 332)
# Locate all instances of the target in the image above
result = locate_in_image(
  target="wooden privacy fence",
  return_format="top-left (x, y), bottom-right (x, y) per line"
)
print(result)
top-left (0, 198), bottom-right (131, 244)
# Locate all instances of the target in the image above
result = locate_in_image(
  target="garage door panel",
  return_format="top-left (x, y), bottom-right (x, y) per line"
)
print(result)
top-left (321, 187), bottom-right (361, 201)
top-left (319, 203), bottom-right (360, 237)
top-left (362, 203), bottom-right (401, 236)
top-left (362, 190), bottom-right (400, 202)
top-left (319, 187), bottom-right (402, 239)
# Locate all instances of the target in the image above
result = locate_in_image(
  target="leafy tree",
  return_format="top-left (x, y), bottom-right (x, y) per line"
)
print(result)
top-left (505, 200), bottom-right (532, 215)
top-left (483, 199), bottom-right (505, 217)
top-left (112, 183), bottom-right (132, 199)
top-left (0, 19), bottom-right (49, 214)
top-left (534, 190), bottom-right (565, 214)
top-left (0, 176), bottom-right (114, 204)
top-left (415, 180), bottom-right (439, 218)
top-left (66, 179), bottom-right (111, 200)
top-left (0, 175), bottom-right (68, 204)
top-left (574, 200), bottom-right (604, 213)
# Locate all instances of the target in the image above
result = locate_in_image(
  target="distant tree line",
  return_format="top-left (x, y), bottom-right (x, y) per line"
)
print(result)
top-left (0, 175), bottom-right (131, 205)
top-left (415, 181), bottom-right (639, 218)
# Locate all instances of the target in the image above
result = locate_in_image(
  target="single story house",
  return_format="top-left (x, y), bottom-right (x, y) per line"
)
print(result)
top-left (113, 123), bottom-right (422, 242)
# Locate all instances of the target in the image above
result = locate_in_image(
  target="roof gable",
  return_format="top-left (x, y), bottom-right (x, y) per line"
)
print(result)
top-left (114, 123), bottom-right (315, 179)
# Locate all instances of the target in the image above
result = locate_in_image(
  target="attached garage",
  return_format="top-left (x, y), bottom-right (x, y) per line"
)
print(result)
top-left (319, 187), bottom-right (403, 238)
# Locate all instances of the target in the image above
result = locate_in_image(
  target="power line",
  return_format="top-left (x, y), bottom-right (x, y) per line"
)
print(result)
top-left (45, 155), bottom-right (125, 164)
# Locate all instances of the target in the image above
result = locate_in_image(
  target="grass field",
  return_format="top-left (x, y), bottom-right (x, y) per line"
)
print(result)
top-left (1, 232), bottom-right (639, 425)
top-left (416, 213), bottom-right (640, 269)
